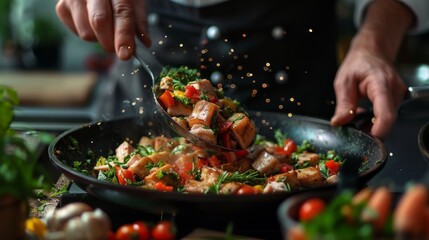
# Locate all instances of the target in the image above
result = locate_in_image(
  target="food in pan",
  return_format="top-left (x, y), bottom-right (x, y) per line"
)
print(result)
top-left (155, 66), bottom-right (256, 150)
top-left (75, 130), bottom-right (347, 195)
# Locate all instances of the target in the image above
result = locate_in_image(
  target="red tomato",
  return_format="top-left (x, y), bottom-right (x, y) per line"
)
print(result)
top-left (159, 90), bottom-right (175, 108)
top-left (115, 166), bottom-right (135, 185)
top-left (325, 160), bottom-right (341, 175)
top-left (154, 182), bottom-right (174, 192)
top-left (283, 139), bottom-right (297, 155)
top-left (184, 85), bottom-right (200, 99)
top-left (298, 198), bottom-right (326, 222)
top-left (274, 146), bottom-right (288, 155)
top-left (116, 221), bottom-right (150, 240)
top-left (237, 185), bottom-right (257, 195)
top-left (152, 221), bottom-right (176, 240)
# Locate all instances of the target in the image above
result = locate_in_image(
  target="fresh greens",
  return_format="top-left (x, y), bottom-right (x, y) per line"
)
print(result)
top-left (206, 170), bottom-right (265, 194)
top-left (159, 66), bottom-right (199, 91)
top-left (0, 86), bottom-right (54, 200)
top-left (302, 190), bottom-right (393, 239)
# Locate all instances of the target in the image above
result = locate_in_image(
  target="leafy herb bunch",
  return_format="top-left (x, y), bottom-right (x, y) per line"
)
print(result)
top-left (0, 86), bottom-right (52, 200)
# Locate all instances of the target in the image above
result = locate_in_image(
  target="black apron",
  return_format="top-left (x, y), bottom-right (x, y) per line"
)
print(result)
top-left (146, 0), bottom-right (338, 119)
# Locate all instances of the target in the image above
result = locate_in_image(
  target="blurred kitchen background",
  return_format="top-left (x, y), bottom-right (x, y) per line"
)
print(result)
top-left (1, 0), bottom-right (429, 132)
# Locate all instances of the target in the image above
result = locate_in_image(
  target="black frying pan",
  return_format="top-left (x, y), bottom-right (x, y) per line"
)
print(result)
top-left (48, 111), bottom-right (387, 218)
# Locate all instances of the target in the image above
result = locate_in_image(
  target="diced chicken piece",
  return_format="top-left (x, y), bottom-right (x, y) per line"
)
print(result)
top-left (295, 166), bottom-right (325, 188)
top-left (295, 153), bottom-right (320, 167)
top-left (167, 102), bottom-right (192, 117)
top-left (269, 171), bottom-right (301, 190)
top-left (144, 164), bottom-right (179, 187)
top-left (127, 154), bottom-right (143, 167)
top-left (149, 151), bottom-right (170, 164)
top-left (189, 124), bottom-right (216, 144)
top-left (247, 145), bottom-right (266, 160)
top-left (326, 175), bottom-right (339, 184)
top-left (227, 113), bottom-right (256, 149)
top-left (174, 151), bottom-right (200, 169)
top-left (128, 156), bottom-right (153, 179)
top-left (188, 100), bottom-right (220, 127)
top-left (221, 158), bottom-right (252, 173)
top-left (115, 141), bottom-right (135, 163)
top-left (200, 166), bottom-right (222, 183)
top-left (259, 142), bottom-right (277, 155)
top-left (172, 117), bottom-right (189, 130)
top-left (219, 182), bottom-right (242, 195)
top-left (263, 181), bottom-right (290, 193)
top-left (159, 76), bottom-right (174, 91)
top-left (139, 136), bottom-right (154, 148)
top-left (154, 136), bottom-right (179, 152)
top-left (190, 79), bottom-right (218, 99)
top-left (184, 179), bottom-right (209, 193)
top-left (252, 151), bottom-right (281, 175)
top-left (217, 98), bottom-right (238, 112)
top-left (183, 166), bottom-right (222, 193)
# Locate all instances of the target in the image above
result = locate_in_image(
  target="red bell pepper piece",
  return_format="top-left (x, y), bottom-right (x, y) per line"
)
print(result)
top-left (184, 85), bottom-right (200, 99)
top-left (154, 182), bottom-right (173, 192)
top-left (325, 160), bottom-right (341, 175)
top-left (221, 133), bottom-right (231, 149)
top-left (115, 166), bottom-right (135, 185)
top-left (158, 90), bottom-right (175, 108)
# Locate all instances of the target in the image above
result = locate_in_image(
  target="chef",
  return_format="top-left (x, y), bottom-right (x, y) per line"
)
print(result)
top-left (55, 0), bottom-right (429, 140)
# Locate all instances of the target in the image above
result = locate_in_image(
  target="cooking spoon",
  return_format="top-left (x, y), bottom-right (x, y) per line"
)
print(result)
top-left (134, 42), bottom-right (250, 152)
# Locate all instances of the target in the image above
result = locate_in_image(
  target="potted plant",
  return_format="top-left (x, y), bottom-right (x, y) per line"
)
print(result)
top-left (0, 86), bottom-right (52, 239)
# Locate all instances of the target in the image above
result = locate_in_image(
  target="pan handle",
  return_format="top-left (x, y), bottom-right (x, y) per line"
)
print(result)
top-left (407, 86), bottom-right (429, 99)
top-left (344, 111), bottom-right (374, 133)
top-left (346, 86), bottom-right (429, 131)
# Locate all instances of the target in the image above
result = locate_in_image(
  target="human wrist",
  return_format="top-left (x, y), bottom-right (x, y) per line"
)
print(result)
top-left (353, 0), bottom-right (414, 62)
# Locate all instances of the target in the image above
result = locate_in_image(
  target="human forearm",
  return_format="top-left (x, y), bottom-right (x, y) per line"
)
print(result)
top-left (352, 0), bottom-right (415, 62)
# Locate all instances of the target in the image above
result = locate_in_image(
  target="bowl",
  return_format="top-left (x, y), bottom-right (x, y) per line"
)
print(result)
top-left (277, 189), bottom-right (336, 240)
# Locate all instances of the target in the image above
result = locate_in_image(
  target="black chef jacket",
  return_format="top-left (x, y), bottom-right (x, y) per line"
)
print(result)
top-left (146, 0), bottom-right (338, 119)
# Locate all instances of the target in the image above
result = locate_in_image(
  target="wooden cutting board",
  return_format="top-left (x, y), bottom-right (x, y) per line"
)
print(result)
top-left (0, 71), bottom-right (98, 107)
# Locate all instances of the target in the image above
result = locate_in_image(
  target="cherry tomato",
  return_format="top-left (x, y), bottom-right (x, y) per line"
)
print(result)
top-left (237, 185), bottom-right (257, 195)
top-left (298, 198), bottom-right (326, 222)
top-left (152, 221), bottom-right (176, 240)
top-left (283, 138), bottom-right (297, 155)
top-left (325, 160), bottom-right (341, 175)
top-left (116, 221), bottom-right (150, 240)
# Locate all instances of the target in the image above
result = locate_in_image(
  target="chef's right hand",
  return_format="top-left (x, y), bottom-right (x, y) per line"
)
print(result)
top-left (56, 0), bottom-right (152, 61)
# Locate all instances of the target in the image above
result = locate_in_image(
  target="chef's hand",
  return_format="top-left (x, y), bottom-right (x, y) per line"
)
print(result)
top-left (330, 0), bottom-right (413, 140)
top-left (56, 0), bottom-right (151, 61)
top-left (330, 39), bottom-right (407, 140)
